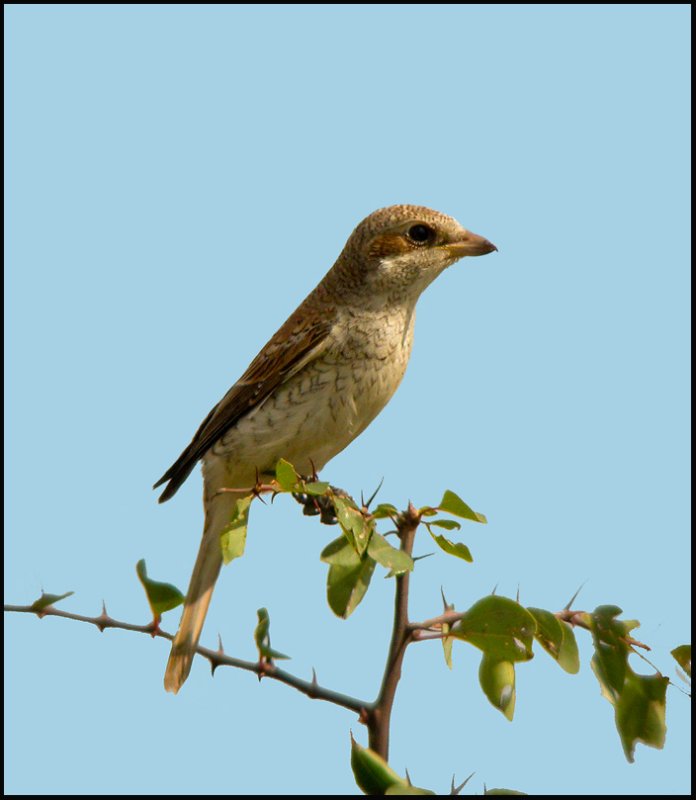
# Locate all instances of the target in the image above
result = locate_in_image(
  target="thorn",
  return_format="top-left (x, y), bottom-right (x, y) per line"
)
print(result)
top-left (217, 633), bottom-right (225, 654)
top-left (451, 774), bottom-right (476, 796)
top-left (360, 489), bottom-right (365, 508)
top-left (251, 471), bottom-right (268, 504)
top-left (311, 667), bottom-right (318, 688)
top-left (412, 552), bottom-right (434, 562)
top-left (154, 617), bottom-right (164, 637)
top-left (516, 583), bottom-right (520, 604)
top-left (491, 583), bottom-right (498, 596)
top-left (95, 602), bottom-right (114, 633)
top-left (564, 580), bottom-right (588, 610)
top-left (441, 586), bottom-right (450, 611)
top-left (405, 768), bottom-right (412, 786)
top-left (365, 477), bottom-right (385, 509)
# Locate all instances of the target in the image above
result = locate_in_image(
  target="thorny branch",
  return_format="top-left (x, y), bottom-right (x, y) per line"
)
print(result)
top-left (6, 487), bottom-right (681, 773)
top-left (3, 602), bottom-right (368, 716)
top-left (4, 499), bottom-right (427, 762)
top-left (410, 608), bottom-right (652, 651)
top-left (367, 502), bottom-right (421, 760)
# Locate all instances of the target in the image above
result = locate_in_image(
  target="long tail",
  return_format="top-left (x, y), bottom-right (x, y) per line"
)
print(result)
top-left (164, 490), bottom-right (246, 693)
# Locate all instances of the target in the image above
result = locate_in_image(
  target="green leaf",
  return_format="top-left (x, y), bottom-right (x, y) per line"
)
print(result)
top-left (437, 490), bottom-right (487, 524)
top-left (253, 607), bottom-right (290, 660)
top-left (591, 654), bottom-right (619, 706)
top-left (527, 608), bottom-right (579, 674)
top-left (671, 644), bottom-right (691, 678)
top-left (427, 529), bottom-right (473, 563)
top-left (350, 735), bottom-right (404, 795)
top-left (327, 559), bottom-right (376, 618)
top-left (367, 532), bottom-right (414, 576)
top-left (321, 535), bottom-right (359, 566)
top-left (275, 458), bottom-right (298, 491)
top-left (586, 605), bottom-right (668, 761)
top-left (30, 590), bottom-right (74, 613)
top-left (442, 599), bottom-right (456, 670)
top-left (442, 627), bottom-right (454, 670)
top-left (219, 495), bottom-right (253, 565)
top-left (302, 481), bottom-right (330, 496)
top-left (451, 596), bottom-right (536, 662)
top-left (427, 518), bottom-right (462, 531)
top-left (371, 503), bottom-right (399, 520)
top-left (135, 560), bottom-right (184, 619)
top-left (334, 495), bottom-right (372, 556)
top-left (349, 737), bottom-right (435, 796)
top-left (324, 541), bottom-right (376, 618)
top-left (418, 506), bottom-right (439, 517)
top-left (527, 607), bottom-right (563, 657)
top-left (557, 620), bottom-right (580, 674)
top-left (615, 672), bottom-right (668, 763)
top-left (588, 605), bottom-right (632, 700)
top-left (479, 654), bottom-right (516, 720)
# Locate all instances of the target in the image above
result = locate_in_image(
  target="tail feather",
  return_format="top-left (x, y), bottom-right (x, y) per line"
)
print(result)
top-left (164, 491), bottom-right (245, 693)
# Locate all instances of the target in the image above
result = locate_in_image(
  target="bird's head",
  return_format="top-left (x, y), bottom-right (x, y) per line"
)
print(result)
top-left (330, 204), bottom-right (497, 304)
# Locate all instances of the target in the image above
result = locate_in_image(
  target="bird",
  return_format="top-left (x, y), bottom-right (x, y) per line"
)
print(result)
top-left (154, 204), bottom-right (497, 693)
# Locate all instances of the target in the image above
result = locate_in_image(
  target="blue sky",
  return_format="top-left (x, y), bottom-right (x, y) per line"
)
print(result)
top-left (5, 5), bottom-right (690, 795)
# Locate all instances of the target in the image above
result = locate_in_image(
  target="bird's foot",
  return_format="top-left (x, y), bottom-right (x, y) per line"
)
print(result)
top-left (292, 483), bottom-right (350, 525)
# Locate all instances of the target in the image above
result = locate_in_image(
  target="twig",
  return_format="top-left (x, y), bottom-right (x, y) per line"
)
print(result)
top-left (411, 629), bottom-right (449, 642)
top-left (410, 609), bottom-right (464, 631)
top-left (411, 608), bottom-right (652, 652)
top-left (556, 608), bottom-right (651, 651)
top-left (3, 603), bottom-right (369, 716)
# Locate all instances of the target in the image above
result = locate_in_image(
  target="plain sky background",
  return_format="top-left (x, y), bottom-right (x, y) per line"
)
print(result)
top-left (4, 4), bottom-right (690, 796)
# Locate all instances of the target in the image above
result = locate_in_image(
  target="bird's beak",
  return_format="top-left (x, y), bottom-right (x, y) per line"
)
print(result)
top-left (443, 231), bottom-right (498, 258)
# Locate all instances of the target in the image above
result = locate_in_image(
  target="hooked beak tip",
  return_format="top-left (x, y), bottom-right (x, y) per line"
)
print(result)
top-left (444, 233), bottom-right (498, 258)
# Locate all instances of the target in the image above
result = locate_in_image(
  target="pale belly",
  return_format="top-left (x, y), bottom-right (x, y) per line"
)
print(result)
top-left (204, 312), bottom-right (414, 489)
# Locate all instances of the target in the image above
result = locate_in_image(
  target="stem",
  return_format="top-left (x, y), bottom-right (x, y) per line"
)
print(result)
top-left (3, 603), bottom-right (368, 715)
top-left (367, 503), bottom-right (420, 760)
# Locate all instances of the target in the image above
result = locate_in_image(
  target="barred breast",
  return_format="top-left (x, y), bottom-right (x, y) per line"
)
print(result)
top-left (206, 304), bottom-right (416, 488)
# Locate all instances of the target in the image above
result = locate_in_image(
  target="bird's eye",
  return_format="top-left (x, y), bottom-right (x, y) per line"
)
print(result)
top-left (406, 224), bottom-right (433, 244)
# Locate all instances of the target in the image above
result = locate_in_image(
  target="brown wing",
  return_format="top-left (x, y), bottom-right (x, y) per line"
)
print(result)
top-left (154, 305), bottom-right (334, 502)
